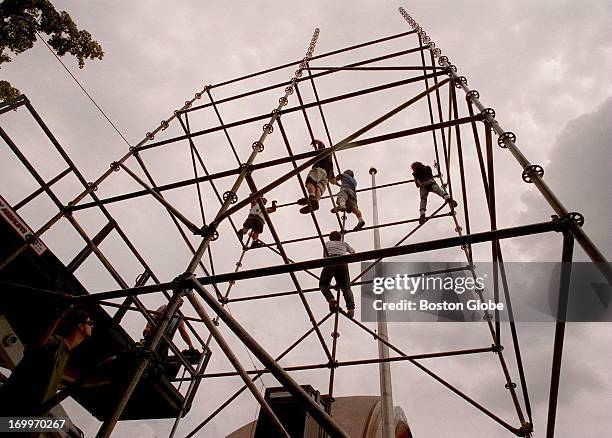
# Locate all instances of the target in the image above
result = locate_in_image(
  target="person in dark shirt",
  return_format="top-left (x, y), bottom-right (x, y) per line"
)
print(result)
top-left (298, 139), bottom-right (334, 214)
top-left (330, 169), bottom-right (365, 231)
top-left (411, 161), bottom-right (457, 224)
top-left (0, 309), bottom-right (93, 416)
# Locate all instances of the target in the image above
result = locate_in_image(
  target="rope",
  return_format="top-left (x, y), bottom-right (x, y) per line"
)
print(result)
top-left (35, 33), bottom-right (132, 148)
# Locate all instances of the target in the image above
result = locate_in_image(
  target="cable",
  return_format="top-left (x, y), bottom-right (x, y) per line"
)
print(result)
top-left (35, 32), bottom-right (132, 148)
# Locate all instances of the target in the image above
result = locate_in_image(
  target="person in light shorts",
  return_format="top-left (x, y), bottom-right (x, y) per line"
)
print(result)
top-left (330, 169), bottom-right (365, 231)
top-left (298, 139), bottom-right (334, 214)
top-left (237, 197), bottom-right (277, 248)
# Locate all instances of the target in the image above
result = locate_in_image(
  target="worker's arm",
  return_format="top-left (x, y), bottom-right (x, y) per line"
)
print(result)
top-left (143, 305), bottom-right (165, 337)
top-left (39, 301), bottom-right (71, 347)
top-left (178, 321), bottom-right (195, 349)
top-left (266, 200), bottom-right (278, 214)
top-left (329, 175), bottom-right (341, 186)
top-left (345, 243), bottom-right (356, 254)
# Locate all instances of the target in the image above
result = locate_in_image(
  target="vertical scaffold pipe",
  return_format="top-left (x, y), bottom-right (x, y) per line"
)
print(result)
top-left (370, 167), bottom-right (395, 438)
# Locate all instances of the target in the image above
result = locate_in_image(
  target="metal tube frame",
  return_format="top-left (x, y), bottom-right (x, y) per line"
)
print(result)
top-left (0, 15), bottom-right (607, 437)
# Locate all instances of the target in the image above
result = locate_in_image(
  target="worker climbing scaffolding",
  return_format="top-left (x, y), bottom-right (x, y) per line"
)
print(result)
top-left (330, 169), bottom-right (366, 231)
top-left (237, 197), bottom-right (278, 248)
top-left (411, 161), bottom-right (457, 224)
top-left (319, 231), bottom-right (356, 318)
top-left (297, 139), bottom-right (334, 214)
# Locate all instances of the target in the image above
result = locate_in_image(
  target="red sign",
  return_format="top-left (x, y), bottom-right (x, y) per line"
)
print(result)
top-left (0, 194), bottom-right (47, 256)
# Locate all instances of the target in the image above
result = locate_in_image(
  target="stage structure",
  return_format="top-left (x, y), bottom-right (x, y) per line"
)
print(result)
top-left (1, 7), bottom-right (610, 438)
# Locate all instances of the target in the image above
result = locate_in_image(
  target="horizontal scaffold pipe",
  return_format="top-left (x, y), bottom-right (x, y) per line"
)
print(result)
top-left (68, 113), bottom-right (479, 212)
top-left (209, 30), bottom-right (417, 90)
top-left (195, 346), bottom-right (495, 379)
top-left (137, 69), bottom-right (447, 152)
top-left (226, 264), bottom-right (470, 303)
top-left (188, 45), bottom-right (426, 114)
top-left (255, 212), bottom-right (453, 248)
top-left (67, 220), bottom-right (562, 305)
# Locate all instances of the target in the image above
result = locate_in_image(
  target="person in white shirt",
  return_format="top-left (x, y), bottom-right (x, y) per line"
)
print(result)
top-left (319, 231), bottom-right (356, 317)
top-left (237, 197), bottom-right (277, 248)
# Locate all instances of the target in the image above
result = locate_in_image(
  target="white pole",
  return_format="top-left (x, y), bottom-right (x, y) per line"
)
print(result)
top-left (370, 167), bottom-right (395, 438)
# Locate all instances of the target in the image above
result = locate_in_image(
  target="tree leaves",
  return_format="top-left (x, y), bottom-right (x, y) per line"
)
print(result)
top-left (0, 0), bottom-right (104, 100)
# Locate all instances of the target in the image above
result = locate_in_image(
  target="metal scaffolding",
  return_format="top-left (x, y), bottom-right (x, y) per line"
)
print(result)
top-left (1, 7), bottom-right (610, 438)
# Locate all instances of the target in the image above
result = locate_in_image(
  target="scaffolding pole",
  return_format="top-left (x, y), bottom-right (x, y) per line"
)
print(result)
top-left (370, 167), bottom-right (395, 438)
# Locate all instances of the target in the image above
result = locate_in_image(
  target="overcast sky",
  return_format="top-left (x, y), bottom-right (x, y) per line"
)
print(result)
top-left (1, 1), bottom-right (611, 437)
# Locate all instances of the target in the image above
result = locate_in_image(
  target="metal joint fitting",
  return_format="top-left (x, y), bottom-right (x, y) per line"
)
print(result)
top-left (171, 272), bottom-right (193, 289)
top-left (518, 423), bottom-right (534, 436)
top-left (497, 131), bottom-right (516, 148)
top-left (223, 191), bottom-right (238, 204)
top-left (481, 107), bottom-right (496, 120)
top-left (553, 212), bottom-right (585, 229)
top-left (454, 76), bottom-right (468, 88)
top-left (466, 89), bottom-right (480, 102)
top-left (491, 343), bottom-right (504, 353)
top-left (252, 141), bottom-right (264, 152)
top-left (521, 164), bottom-right (544, 183)
top-left (196, 224), bottom-right (219, 241)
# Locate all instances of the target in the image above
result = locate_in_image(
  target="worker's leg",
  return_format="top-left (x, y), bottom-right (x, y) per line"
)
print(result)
top-left (319, 267), bottom-right (337, 311)
top-left (331, 190), bottom-right (347, 213)
top-left (349, 197), bottom-right (365, 231)
top-left (430, 181), bottom-right (457, 207)
top-left (306, 181), bottom-right (315, 197)
top-left (250, 219), bottom-right (265, 248)
top-left (419, 185), bottom-right (430, 214)
top-left (334, 265), bottom-right (354, 312)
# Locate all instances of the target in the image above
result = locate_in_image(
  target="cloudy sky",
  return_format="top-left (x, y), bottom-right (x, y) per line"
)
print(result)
top-left (1, 1), bottom-right (611, 437)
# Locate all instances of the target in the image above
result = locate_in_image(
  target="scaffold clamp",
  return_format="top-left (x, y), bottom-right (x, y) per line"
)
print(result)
top-left (197, 223), bottom-right (219, 240)
top-left (491, 344), bottom-right (504, 353)
top-left (553, 212), bottom-right (585, 230)
top-left (518, 423), bottom-right (534, 436)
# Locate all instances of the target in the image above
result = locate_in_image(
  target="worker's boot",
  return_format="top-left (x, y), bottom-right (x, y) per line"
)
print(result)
top-left (419, 214), bottom-right (426, 225)
top-left (346, 307), bottom-right (355, 318)
top-left (328, 299), bottom-right (338, 313)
